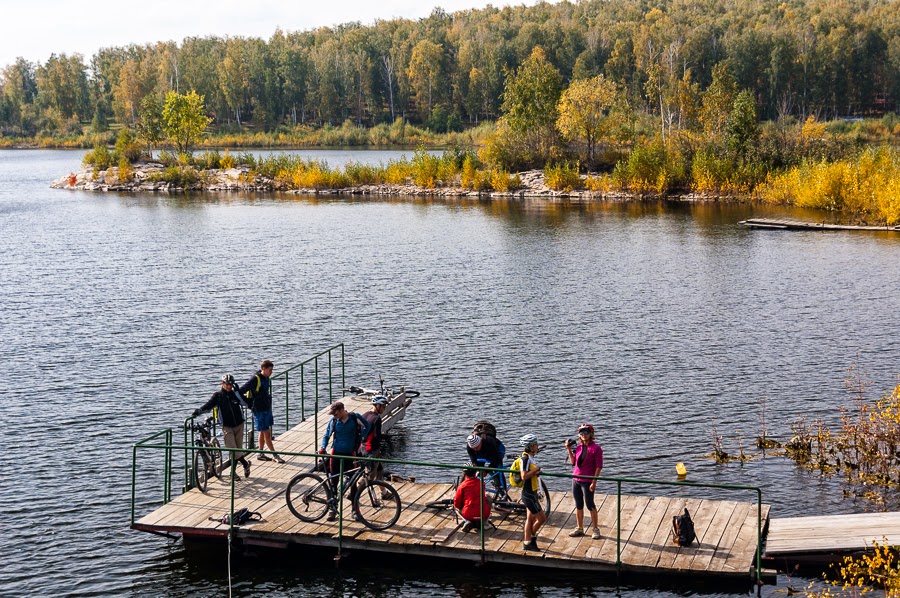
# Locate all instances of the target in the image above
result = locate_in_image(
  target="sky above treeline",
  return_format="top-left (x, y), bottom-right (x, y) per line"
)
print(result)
top-left (2, 0), bottom-right (547, 68)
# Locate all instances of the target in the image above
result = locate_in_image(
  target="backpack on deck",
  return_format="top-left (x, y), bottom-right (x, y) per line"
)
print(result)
top-left (672, 508), bottom-right (697, 546)
top-left (212, 507), bottom-right (262, 526)
top-left (508, 453), bottom-right (526, 488)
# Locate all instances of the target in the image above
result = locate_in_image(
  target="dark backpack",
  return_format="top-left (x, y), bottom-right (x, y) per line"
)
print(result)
top-left (473, 421), bottom-right (506, 460)
top-left (472, 420), bottom-right (497, 438)
top-left (672, 508), bottom-right (697, 546)
top-left (214, 507), bottom-right (262, 526)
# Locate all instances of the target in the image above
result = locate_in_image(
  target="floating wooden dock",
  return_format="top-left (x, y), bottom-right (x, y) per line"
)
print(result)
top-left (764, 512), bottom-right (900, 564)
top-left (739, 218), bottom-right (900, 232)
top-left (133, 399), bottom-right (770, 580)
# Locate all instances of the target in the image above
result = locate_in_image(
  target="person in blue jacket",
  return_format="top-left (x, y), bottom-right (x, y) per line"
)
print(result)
top-left (319, 401), bottom-right (370, 519)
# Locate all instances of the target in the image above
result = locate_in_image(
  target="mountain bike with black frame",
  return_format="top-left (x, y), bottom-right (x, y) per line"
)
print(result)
top-left (285, 455), bottom-right (402, 530)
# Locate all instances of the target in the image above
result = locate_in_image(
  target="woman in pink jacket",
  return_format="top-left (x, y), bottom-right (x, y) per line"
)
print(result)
top-left (565, 423), bottom-right (603, 539)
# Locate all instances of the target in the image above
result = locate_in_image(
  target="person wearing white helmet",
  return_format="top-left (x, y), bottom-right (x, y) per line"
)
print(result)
top-left (518, 433), bottom-right (546, 551)
top-left (359, 395), bottom-right (389, 483)
top-left (192, 374), bottom-right (252, 479)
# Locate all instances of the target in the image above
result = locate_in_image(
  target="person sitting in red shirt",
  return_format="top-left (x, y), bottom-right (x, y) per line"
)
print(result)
top-left (453, 465), bottom-right (491, 532)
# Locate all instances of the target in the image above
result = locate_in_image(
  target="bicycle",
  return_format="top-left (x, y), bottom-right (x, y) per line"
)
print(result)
top-left (424, 458), bottom-right (552, 517)
top-left (192, 417), bottom-right (222, 492)
top-left (344, 375), bottom-right (421, 400)
top-left (285, 456), bottom-right (402, 530)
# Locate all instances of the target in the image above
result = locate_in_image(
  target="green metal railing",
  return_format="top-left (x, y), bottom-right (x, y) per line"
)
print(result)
top-left (271, 343), bottom-right (345, 437)
top-left (130, 439), bottom-right (764, 582)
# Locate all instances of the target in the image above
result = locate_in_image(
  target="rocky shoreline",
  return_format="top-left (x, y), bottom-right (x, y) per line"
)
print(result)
top-left (51, 162), bottom-right (734, 202)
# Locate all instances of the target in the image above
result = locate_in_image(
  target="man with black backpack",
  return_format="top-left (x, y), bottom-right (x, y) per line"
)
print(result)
top-left (239, 359), bottom-right (284, 463)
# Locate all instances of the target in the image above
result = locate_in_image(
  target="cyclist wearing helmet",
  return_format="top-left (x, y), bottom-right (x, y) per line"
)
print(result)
top-left (565, 423), bottom-right (603, 539)
top-left (466, 432), bottom-right (504, 470)
top-left (359, 395), bottom-right (389, 482)
top-left (518, 433), bottom-right (546, 551)
top-left (192, 374), bottom-right (252, 478)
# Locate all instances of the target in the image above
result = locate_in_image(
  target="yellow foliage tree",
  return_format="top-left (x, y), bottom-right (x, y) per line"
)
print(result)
top-left (556, 74), bottom-right (618, 166)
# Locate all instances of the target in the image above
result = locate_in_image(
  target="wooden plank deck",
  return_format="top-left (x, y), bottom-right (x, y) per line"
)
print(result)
top-left (765, 512), bottom-right (900, 557)
top-left (133, 400), bottom-right (769, 579)
top-left (739, 218), bottom-right (900, 232)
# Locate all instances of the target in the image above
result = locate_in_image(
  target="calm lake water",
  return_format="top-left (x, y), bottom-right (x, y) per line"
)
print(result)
top-left (1, 148), bottom-right (899, 596)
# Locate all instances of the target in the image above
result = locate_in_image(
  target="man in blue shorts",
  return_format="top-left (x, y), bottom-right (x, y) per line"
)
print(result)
top-left (240, 359), bottom-right (284, 463)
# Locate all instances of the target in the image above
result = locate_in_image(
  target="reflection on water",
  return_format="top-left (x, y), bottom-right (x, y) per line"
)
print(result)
top-left (0, 149), bottom-right (898, 596)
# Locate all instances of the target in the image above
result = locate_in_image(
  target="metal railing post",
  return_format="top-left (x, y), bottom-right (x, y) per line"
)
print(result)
top-left (616, 479), bottom-right (622, 571)
top-left (328, 350), bottom-right (333, 404)
top-left (131, 445), bottom-right (137, 526)
top-left (340, 344), bottom-right (345, 394)
top-left (314, 359), bottom-right (319, 453)
top-left (284, 371), bottom-right (290, 430)
top-left (165, 429), bottom-right (172, 503)
top-left (757, 489), bottom-right (763, 586)
top-left (229, 451), bottom-right (236, 552)
top-left (480, 474), bottom-right (486, 564)
top-left (183, 419), bottom-right (192, 492)
top-left (337, 456), bottom-right (345, 561)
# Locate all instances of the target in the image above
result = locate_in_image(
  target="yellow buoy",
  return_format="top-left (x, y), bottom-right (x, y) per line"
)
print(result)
top-left (676, 462), bottom-right (687, 476)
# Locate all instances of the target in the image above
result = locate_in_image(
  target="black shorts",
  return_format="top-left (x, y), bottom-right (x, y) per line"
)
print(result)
top-left (522, 487), bottom-right (542, 514)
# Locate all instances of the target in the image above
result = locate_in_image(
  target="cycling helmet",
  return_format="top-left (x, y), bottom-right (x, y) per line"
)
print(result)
top-left (577, 423), bottom-right (595, 435)
top-left (519, 433), bottom-right (538, 447)
top-left (466, 433), bottom-right (482, 449)
top-left (220, 374), bottom-right (236, 385)
top-left (371, 395), bottom-right (389, 406)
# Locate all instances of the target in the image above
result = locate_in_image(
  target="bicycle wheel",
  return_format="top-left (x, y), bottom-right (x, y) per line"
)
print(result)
top-left (424, 498), bottom-right (455, 511)
top-left (193, 449), bottom-right (210, 492)
top-left (285, 473), bottom-right (331, 522)
top-left (353, 480), bottom-right (401, 530)
top-left (208, 438), bottom-right (222, 478)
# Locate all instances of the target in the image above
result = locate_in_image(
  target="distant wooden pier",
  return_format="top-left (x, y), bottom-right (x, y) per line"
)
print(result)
top-left (132, 399), bottom-right (770, 580)
top-left (739, 218), bottom-right (900, 232)
top-left (764, 512), bottom-right (900, 564)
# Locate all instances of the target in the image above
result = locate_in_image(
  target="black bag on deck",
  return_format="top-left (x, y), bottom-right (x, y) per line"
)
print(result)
top-left (213, 507), bottom-right (262, 526)
top-left (672, 508), bottom-right (697, 546)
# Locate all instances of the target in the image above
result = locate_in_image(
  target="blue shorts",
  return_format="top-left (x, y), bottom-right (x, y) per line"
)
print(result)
top-left (253, 409), bottom-right (274, 432)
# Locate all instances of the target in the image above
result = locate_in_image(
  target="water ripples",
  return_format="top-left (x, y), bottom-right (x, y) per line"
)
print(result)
top-left (1, 149), bottom-right (899, 596)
